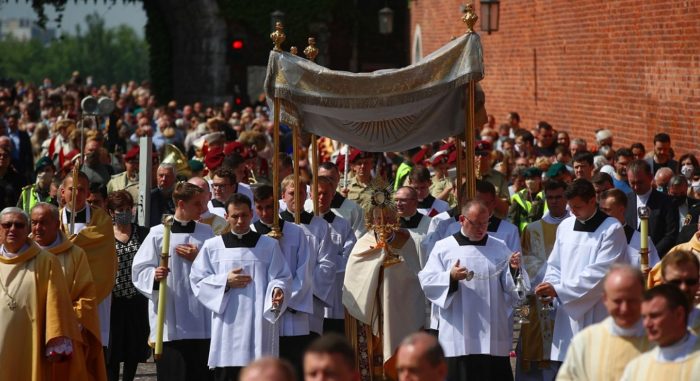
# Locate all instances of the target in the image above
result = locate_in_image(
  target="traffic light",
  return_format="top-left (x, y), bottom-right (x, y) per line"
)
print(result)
top-left (231, 39), bottom-right (244, 50)
top-left (230, 36), bottom-right (246, 60)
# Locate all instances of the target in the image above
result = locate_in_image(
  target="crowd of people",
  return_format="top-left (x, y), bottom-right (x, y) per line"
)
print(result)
top-left (1, 74), bottom-right (700, 381)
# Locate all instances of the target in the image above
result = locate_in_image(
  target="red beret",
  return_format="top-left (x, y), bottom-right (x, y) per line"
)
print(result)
top-left (447, 150), bottom-right (458, 166)
top-left (348, 149), bottom-right (372, 164)
top-left (224, 141), bottom-right (244, 156)
top-left (411, 147), bottom-right (429, 165)
top-left (431, 151), bottom-right (450, 166)
top-left (124, 146), bottom-right (140, 161)
top-left (205, 146), bottom-right (225, 170)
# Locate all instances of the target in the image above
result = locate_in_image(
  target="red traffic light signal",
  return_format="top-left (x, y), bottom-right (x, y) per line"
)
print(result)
top-left (231, 40), bottom-right (244, 50)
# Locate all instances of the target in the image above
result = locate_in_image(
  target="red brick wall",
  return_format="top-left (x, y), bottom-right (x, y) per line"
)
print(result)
top-left (410, 0), bottom-right (700, 156)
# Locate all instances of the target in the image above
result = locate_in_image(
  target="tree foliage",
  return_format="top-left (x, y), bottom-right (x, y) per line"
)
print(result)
top-left (0, 13), bottom-right (149, 86)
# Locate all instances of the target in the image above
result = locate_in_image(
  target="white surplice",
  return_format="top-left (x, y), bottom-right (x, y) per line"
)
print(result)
top-left (131, 222), bottom-right (214, 342)
top-left (419, 233), bottom-right (528, 357)
top-left (320, 212), bottom-right (357, 319)
top-left (281, 211), bottom-right (337, 335)
top-left (189, 232), bottom-right (292, 368)
top-left (251, 220), bottom-right (314, 336)
top-left (543, 211), bottom-right (628, 361)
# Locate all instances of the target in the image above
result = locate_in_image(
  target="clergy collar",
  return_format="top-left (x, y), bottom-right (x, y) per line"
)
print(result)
top-left (221, 230), bottom-right (261, 248)
top-left (487, 215), bottom-right (502, 232)
top-left (1, 243), bottom-right (30, 258)
top-left (453, 230), bottom-right (488, 246)
top-left (417, 194), bottom-right (436, 209)
top-left (608, 316), bottom-right (645, 337)
top-left (541, 210), bottom-right (570, 225)
top-left (280, 209), bottom-right (313, 225)
top-left (623, 224), bottom-right (635, 244)
top-left (171, 219), bottom-right (196, 233)
top-left (657, 333), bottom-right (697, 363)
top-left (253, 219), bottom-right (284, 235)
top-left (322, 211), bottom-right (336, 224)
top-left (573, 209), bottom-right (608, 232)
top-left (400, 212), bottom-right (423, 229)
top-left (64, 206), bottom-right (88, 223)
top-left (211, 199), bottom-right (226, 209)
top-left (330, 192), bottom-right (345, 209)
top-left (39, 234), bottom-right (63, 250)
top-left (231, 228), bottom-right (251, 239)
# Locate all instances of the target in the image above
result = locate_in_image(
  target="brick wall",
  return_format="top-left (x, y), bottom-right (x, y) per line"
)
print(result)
top-left (410, 0), bottom-right (700, 156)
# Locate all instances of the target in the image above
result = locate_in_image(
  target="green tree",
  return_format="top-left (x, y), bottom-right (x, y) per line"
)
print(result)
top-left (0, 13), bottom-right (149, 86)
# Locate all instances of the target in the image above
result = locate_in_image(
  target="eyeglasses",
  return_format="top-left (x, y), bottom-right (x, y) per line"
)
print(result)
top-left (211, 183), bottom-right (231, 189)
top-left (1, 222), bottom-right (26, 229)
top-left (667, 278), bottom-right (700, 287)
top-left (394, 198), bottom-right (416, 203)
top-left (465, 217), bottom-right (488, 229)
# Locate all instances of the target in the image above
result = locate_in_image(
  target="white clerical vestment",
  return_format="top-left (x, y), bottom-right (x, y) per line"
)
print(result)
top-left (251, 220), bottom-right (314, 336)
top-left (419, 233), bottom-right (528, 357)
top-left (543, 210), bottom-right (628, 361)
top-left (280, 210), bottom-right (337, 334)
top-left (417, 195), bottom-right (450, 217)
top-left (306, 193), bottom-right (367, 239)
top-left (319, 211), bottom-right (357, 319)
top-left (423, 212), bottom-right (521, 258)
top-left (131, 220), bottom-right (214, 342)
top-left (207, 183), bottom-right (255, 218)
top-left (399, 212), bottom-right (431, 268)
top-left (623, 225), bottom-right (661, 269)
top-left (557, 317), bottom-right (652, 381)
top-left (621, 333), bottom-right (700, 381)
top-left (190, 231), bottom-right (292, 368)
top-left (343, 231), bottom-right (425, 368)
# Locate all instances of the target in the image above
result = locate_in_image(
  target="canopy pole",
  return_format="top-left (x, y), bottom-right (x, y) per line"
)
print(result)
top-left (292, 124), bottom-right (301, 224)
top-left (305, 38), bottom-right (320, 216)
top-left (456, 137), bottom-right (464, 209)
top-left (465, 80), bottom-right (477, 200)
top-left (270, 97), bottom-right (283, 239)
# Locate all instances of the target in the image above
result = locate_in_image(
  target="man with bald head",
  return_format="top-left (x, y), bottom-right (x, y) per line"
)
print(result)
top-left (188, 176), bottom-right (229, 235)
top-left (557, 264), bottom-right (652, 381)
top-left (240, 357), bottom-right (296, 381)
top-left (396, 332), bottom-right (448, 381)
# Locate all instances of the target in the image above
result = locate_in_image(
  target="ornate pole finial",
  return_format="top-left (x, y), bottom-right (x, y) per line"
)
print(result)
top-left (461, 3), bottom-right (478, 34)
top-left (304, 37), bottom-right (319, 62)
top-left (270, 21), bottom-right (286, 52)
top-left (290, 46), bottom-right (298, 55)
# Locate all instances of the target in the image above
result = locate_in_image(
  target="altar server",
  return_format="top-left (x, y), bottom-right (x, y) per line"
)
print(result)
top-left (191, 193), bottom-right (292, 381)
top-left (132, 182), bottom-right (214, 381)
top-left (419, 200), bottom-right (527, 380)
top-left (536, 179), bottom-right (628, 364)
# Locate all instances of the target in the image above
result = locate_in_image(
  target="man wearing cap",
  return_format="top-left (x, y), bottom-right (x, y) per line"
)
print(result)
top-left (107, 145), bottom-right (144, 202)
top-left (345, 149), bottom-right (375, 212)
top-left (475, 140), bottom-right (510, 217)
top-left (429, 144), bottom-right (456, 206)
top-left (546, 162), bottom-right (573, 183)
top-left (18, 156), bottom-right (57, 213)
top-left (508, 167), bottom-right (545, 233)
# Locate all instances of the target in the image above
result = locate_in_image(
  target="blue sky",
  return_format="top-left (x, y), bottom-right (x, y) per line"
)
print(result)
top-left (0, 1), bottom-right (147, 37)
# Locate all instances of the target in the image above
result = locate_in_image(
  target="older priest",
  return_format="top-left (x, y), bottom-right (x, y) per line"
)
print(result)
top-left (0, 207), bottom-right (79, 381)
top-left (557, 265), bottom-right (652, 381)
top-left (343, 192), bottom-right (424, 380)
top-left (60, 171), bottom-right (117, 346)
top-left (32, 202), bottom-right (106, 381)
top-left (419, 200), bottom-right (527, 381)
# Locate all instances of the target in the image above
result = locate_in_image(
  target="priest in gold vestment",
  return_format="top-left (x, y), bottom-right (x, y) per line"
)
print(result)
top-left (0, 207), bottom-right (80, 381)
top-left (60, 172), bottom-right (117, 346)
top-left (518, 179), bottom-right (569, 380)
top-left (558, 264), bottom-right (653, 381)
top-left (343, 188), bottom-right (425, 380)
top-left (32, 202), bottom-right (107, 381)
top-left (621, 284), bottom-right (700, 380)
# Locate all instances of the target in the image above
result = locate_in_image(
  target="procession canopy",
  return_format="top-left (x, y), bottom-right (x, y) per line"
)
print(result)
top-left (264, 33), bottom-right (487, 152)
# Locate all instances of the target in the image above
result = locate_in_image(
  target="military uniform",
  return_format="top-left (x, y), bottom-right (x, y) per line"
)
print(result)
top-left (346, 176), bottom-right (374, 213)
top-left (429, 175), bottom-right (456, 207)
top-left (106, 172), bottom-right (139, 201)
